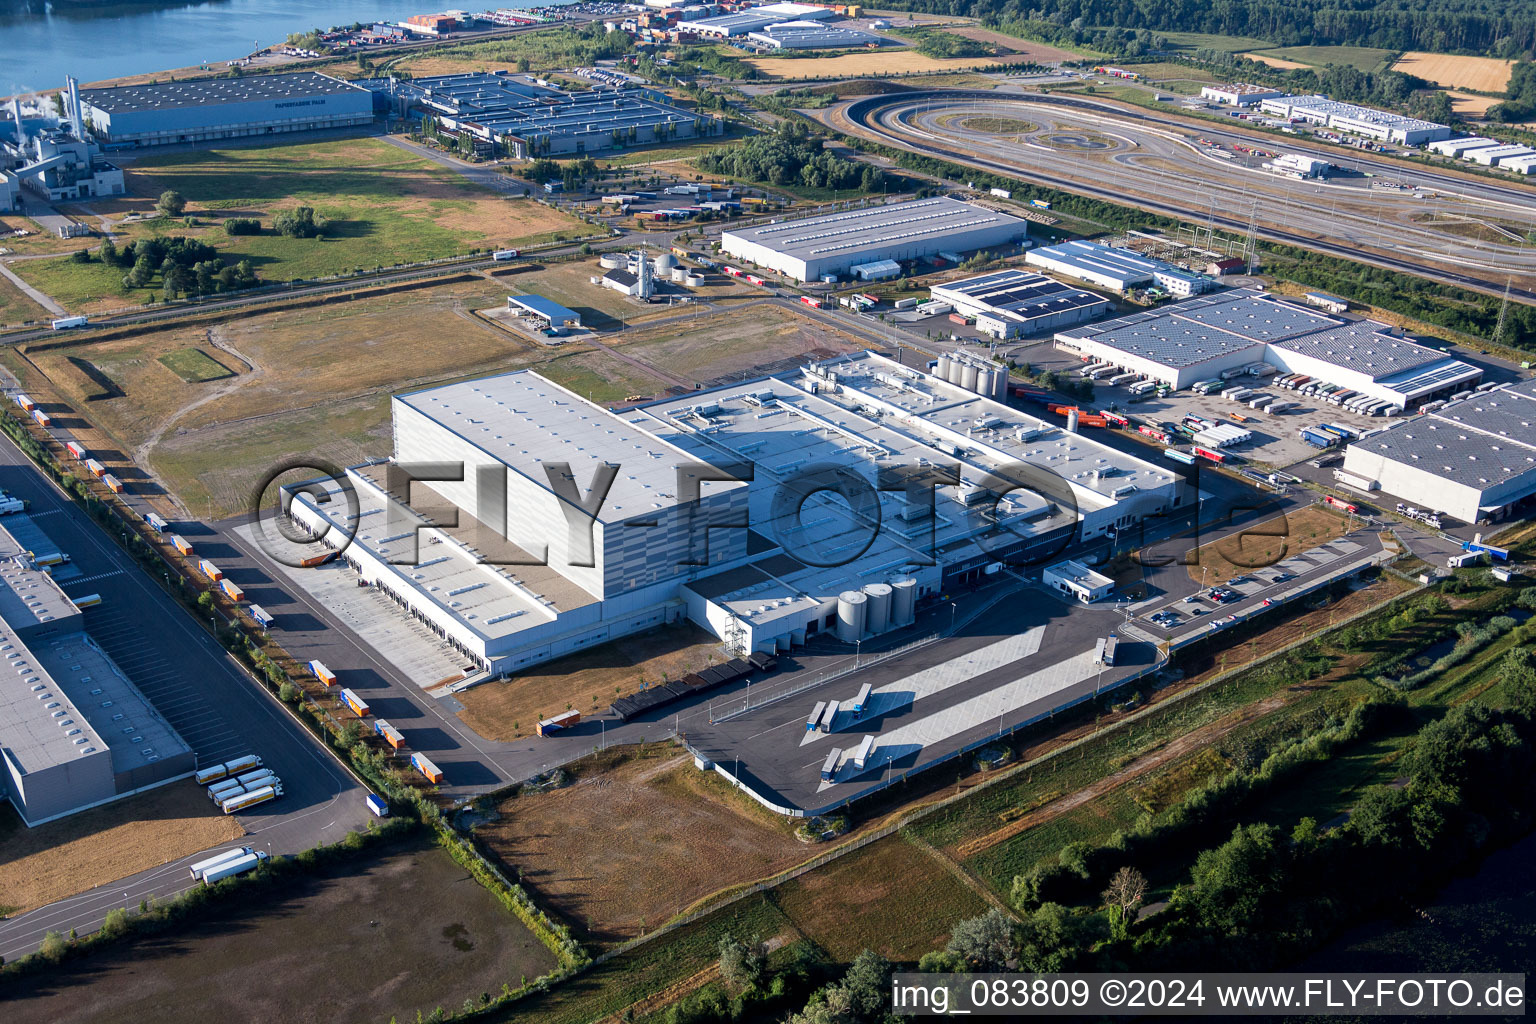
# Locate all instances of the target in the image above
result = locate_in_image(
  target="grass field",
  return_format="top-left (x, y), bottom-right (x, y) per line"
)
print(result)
top-left (535, 348), bottom-right (676, 405)
top-left (615, 304), bottom-right (867, 384)
top-left (746, 51), bottom-right (1018, 80)
top-left (0, 785), bottom-right (243, 917)
top-left (4, 837), bottom-right (557, 1024)
top-left (1184, 506), bottom-right (1351, 585)
top-left (0, 266), bottom-right (50, 325)
top-left (476, 746), bottom-right (808, 945)
top-left (1153, 30), bottom-right (1281, 53)
top-left (1391, 52), bottom-right (1514, 93)
top-left (771, 834), bottom-right (988, 960)
top-left (157, 347), bottom-right (234, 383)
top-left (1251, 45), bottom-right (1395, 72)
top-left (456, 624), bottom-right (724, 742)
top-left (1242, 51), bottom-right (1312, 70)
top-left (932, 26), bottom-right (1081, 62)
top-left (12, 139), bottom-right (589, 313)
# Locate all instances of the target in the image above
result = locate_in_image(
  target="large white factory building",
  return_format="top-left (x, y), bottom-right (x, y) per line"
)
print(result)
top-left (287, 353), bottom-right (1182, 673)
top-left (720, 198), bottom-right (1030, 282)
top-left (1056, 290), bottom-right (1481, 409)
top-left (1341, 379), bottom-right (1536, 524)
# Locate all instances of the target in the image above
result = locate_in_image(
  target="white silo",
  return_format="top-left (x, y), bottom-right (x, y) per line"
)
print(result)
top-left (960, 362), bottom-right (979, 392)
top-left (891, 578), bottom-right (916, 626)
top-left (671, 266), bottom-right (687, 283)
top-left (1066, 408), bottom-right (1080, 433)
top-left (976, 368), bottom-right (993, 397)
top-left (654, 252), bottom-right (679, 274)
top-left (835, 590), bottom-right (867, 642)
top-left (936, 354), bottom-right (952, 381)
top-left (864, 583), bottom-right (892, 634)
top-left (993, 370), bottom-right (1008, 400)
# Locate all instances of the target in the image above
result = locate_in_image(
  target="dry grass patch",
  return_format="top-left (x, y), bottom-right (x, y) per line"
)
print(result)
top-left (1186, 505), bottom-right (1352, 585)
top-left (476, 745), bottom-right (807, 945)
top-left (1242, 51), bottom-right (1311, 70)
top-left (457, 624), bottom-right (725, 741)
top-left (937, 26), bottom-right (1080, 61)
top-left (1391, 52), bottom-right (1514, 93)
top-left (0, 784), bottom-right (244, 916)
top-left (746, 51), bottom-right (1014, 80)
top-left (772, 835), bottom-right (988, 960)
top-left (1448, 91), bottom-right (1504, 116)
top-left (615, 304), bottom-right (867, 382)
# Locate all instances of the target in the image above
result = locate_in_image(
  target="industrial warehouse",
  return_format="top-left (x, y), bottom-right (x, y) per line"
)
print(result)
top-left (1024, 240), bottom-right (1212, 296)
top-left (76, 71), bottom-right (375, 147)
top-left (745, 21), bottom-right (885, 49)
top-left (1258, 95), bottom-right (1452, 145)
top-left (1340, 379), bottom-right (1536, 524)
top-left (282, 352), bottom-right (1181, 676)
top-left (0, 518), bottom-right (194, 825)
top-left (387, 71), bottom-right (720, 157)
top-left (689, 1), bottom-right (834, 37)
top-left (927, 269), bottom-right (1111, 338)
top-left (720, 197), bottom-right (1030, 282)
top-left (1055, 290), bottom-right (1482, 409)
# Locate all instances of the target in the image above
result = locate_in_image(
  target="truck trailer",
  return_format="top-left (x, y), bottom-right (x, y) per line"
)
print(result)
top-left (411, 752), bottom-right (444, 784)
top-left (201, 850), bottom-right (270, 883)
top-left (221, 785), bottom-right (280, 814)
top-left (339, 688), bottom-right (370, 718)
top-left (188, 846), bottom-right (255, 880)
top-left (309, 659), bottom-right (337, 686)
top-left (536, 709), bottom-right (581, 736)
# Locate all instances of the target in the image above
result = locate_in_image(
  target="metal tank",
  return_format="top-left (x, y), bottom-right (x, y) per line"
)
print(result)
top-left (960, 363), bottom-right (979, 392)
top-left (835, 590), bottom-right (867, 642)
top-left (671, 266), bottom-right (687, 282)
top-left (1066, 408), bottom-right (1080, 433)
top-left (891, 578), bottom-right (916, 626)
top-left (863, 583), bottom-right (892, 634)
top-left (936, 354), bottom-right (952, 381)
top-left (599, 253), bottom-right (624, 269)
top-left (976, 368), bottom-right (993, 397)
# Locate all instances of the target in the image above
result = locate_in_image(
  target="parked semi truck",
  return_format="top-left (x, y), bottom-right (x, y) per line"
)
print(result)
top-left (221, 785), bottom-right (281, 814)
top-left (536, 709), bottom-right (580, 736)
top-left (188, 846), bottom-right (255, 880)
top-left (201, 850), bottom-right (270, 884)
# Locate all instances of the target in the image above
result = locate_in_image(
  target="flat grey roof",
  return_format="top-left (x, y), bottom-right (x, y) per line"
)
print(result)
top-left (396, 371), bottom-right (705, 523)
top-left (1350, 379), bottom-right (1536, 489)
top-left (0, 519), bottom-right (80, 629)
top-left (1026, 240), bottom-right (1173, 284)
top-left (931, 269), bottom-right (1109, 325)
top-left (723, 198), bottom-right (1027, 262)
top-left (81, 72), bottom-right (367, 113)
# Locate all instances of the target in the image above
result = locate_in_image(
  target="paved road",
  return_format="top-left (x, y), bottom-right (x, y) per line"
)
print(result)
top-left (0, 436), bottom-right (368, 959)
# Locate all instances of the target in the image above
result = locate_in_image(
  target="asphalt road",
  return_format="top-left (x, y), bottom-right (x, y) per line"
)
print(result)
top-left (836, 91), bottom-right (1536, 302)
top-left (0, 435), bottom-right (368, 960)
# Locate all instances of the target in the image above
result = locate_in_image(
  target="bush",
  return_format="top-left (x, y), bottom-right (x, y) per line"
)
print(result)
top-left (224, 217), bottom-right (261, 236)
top-left (273, 207), bottom-right (325, 238)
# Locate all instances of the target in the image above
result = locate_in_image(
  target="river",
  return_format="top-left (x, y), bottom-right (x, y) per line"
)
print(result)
top-left (2, 0), bottom-right (573, 95)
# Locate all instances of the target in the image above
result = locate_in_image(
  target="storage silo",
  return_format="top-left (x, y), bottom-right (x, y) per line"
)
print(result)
top-left (835, 590), bottom-right (867, 642)
top-left (936, 354), bottom-right (952, 381)
top-left (670, 266), bottom-right (687, 283)
top-left (947, 359), bottom-right (965, 385)
top-left (683, 272), bottom-right (705, 287)
top-left (891, 578), bottom-right (916, 626)
top-left (863, 583), bottom-right (892, 634)
top-left (654, 252), bottom-right (679, 273)
top-left (1066, 408), bottom-right (1080, 433)
top-left (599, 253), bottom-right (624, 269)
top-left (976, 368), bottom-right (993, 398)
top-left (993, 371), bottom-right (1008, 400)
top-left (960, 362), bottom-right (979, 392)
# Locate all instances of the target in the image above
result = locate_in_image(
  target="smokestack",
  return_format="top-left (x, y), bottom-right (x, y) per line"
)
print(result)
top-left (66, 76), bottom-right (83, 140)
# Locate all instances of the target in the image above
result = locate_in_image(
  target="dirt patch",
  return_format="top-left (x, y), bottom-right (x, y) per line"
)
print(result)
top-left (456, 624), bottom-right (725, 741)
top-left (614, 304), bottom-right (867, 383)
top-left (476, 748), bottom-right (807, 945)
top-left (3, 836), bottom-right (557, 1024)
top-left (1186, 506), bottom-right (1352, 585)
top-left (772, 835), bottom-right (988, 960)
top-left (746, 50), bottom-right (1034, 80)
top-left (0, 784), bottom-right (244, 917)
top-left (1391, 52), bottom-right (1514, 93)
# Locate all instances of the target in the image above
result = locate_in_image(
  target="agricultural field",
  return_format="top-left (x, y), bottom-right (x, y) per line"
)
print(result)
top-left (1391, 52), bottom-right (1514, 93)
top-left (11, 139), bottom-right (589, 313)
top-left (0, 785), bottom-right (244, 918)
top-left (746, 51), bottom-right (1022, 80)
top-left (456, 624), bottom-right (725, 742)
top-left (932, 26), bottom-right (1082, 62)
top-left (1184, 505), bottom-right (1352, 585)
top-left (475, 746), bottom-right (809, 945)
top-left (3, 837), bottom-right (557, 1024)
top-left (771, 834), bottom-right (988, 960)
top-left (1152, 30), bottom-right (1282, 54)
top-left (614, 303), bottom-right (868, 384)
top-left (1242, 51), bottom-right (1311, 70)
top-left (1249, 45), bottom-right (1395, 72)
top-left (1446, 92), bottom-right (1505, 117)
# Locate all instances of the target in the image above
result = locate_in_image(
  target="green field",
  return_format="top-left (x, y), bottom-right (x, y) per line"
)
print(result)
top-left (1151, 30), bottom-right (1280, 53)
top-left (1255, 45), bottom-right (1396, 72)
top-left (0, 269), bottom-right (49, 325)
top-left (157, 347), bottom-right (234, 383)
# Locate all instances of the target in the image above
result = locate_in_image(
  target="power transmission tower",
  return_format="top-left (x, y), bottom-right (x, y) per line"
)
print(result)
top-left (1494, 277), bottom-right (1512, 343)
top-left (1245, 198), bottom-right (1259, 274)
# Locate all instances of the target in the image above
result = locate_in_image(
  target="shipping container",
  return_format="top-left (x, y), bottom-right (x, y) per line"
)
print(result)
top-left (170, 535), bottom-right (194, 556)
top-left (197, 558), bottom-right (224, 581)
top-left (807, 701), bottom-right (826, 732)
top-left (14, 393), bottom-right (35, 412)
top-left (309, 659), bottom-right (337, 686)
top-left (339, 687), bottom-right (370, 718)
top-left (219, 578), bottom-right (245, 602)
top-left (536, 709), bottom-right (581, 736)
top-left (32, 410), bottom-right (51, 427)
top-left (223, 754), bottom-right (262, 775)
top-left (102, 474), bottom-right (124, 494)
top-left (145, 511), bottom-right (169, 532)
top-left (411, 752), bottom-right (444, 784)
top-left (366, 793), bottom-right (390, 817)
top-left (221, 786), bottom-right (280, 814)
top-left (194, 764), bottom-right (230, 785)
top-left (249, 604), bottom-right (274, 629)
top-left (851, 734), bottom-right (875, 770)
top-left (188, 846), bottom-right (254, 880)
top-left (65, 441), bottom-right (87, 459)
top-left (820, 747), bottom-right (841, 781)
top-left (374, 719), bottom-right (407, 749)
top-left (892, 298), bottom-right (918, 310)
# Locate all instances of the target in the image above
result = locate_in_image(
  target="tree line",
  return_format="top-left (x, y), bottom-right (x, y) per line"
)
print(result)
top-left (695, 123), bottom-right (887, 192)
top-left (876, 0), bottom-right (1536, 58)
top-left (93, 235), bottom-right (257, 300)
